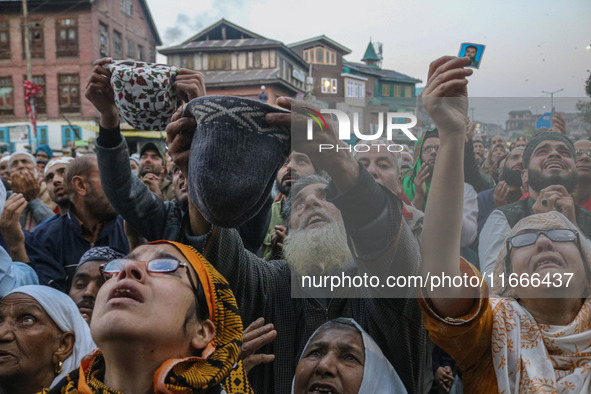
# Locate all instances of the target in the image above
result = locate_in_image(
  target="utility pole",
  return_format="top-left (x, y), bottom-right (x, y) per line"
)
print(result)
top-left (22, 0), bottom-right (32, 81)
top-left (22, 0), bottom-right (36, 150)
top-left (541, 88), bottom-right (564, 116)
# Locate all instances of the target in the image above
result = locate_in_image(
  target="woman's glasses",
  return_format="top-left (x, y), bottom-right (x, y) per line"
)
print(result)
top-left (100, 258), bottom-right (198, 294)
top-left (506, 229), bottom-right (578, 249)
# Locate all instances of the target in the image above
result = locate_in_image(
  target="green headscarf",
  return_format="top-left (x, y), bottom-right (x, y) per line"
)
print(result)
top-left (402, 129), bottom-right (439, 209)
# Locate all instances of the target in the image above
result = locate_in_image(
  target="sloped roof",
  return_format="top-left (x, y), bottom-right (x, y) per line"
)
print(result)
top-left (159, 19), bottom-right (308, 69)
top-left (361, 41), bottom-right (380, 61)
top-left (181, 18), bottom-right (265, 44)
top-left (201, 68), bottom-right (280, 85)
top-left (288, 35), bottom-right (352, 55)
top-left (200, 68), bottom-right (305, 94)
top-left (344, 62), bottom-right (421, 84)
top-left (159, 37), bottom-right (282, 54)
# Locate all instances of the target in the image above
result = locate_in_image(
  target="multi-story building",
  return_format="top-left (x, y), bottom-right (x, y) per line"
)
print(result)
top-left (506, 110), bottom-right (536, 133)
top-left (160, 19), bottom-right (307, 104)
top-left (0, 0), bottom-right (160, 153)
top-left (288, 35), bottom-right (352, 100)
top-left (344, 41), bottom-right (421, 114)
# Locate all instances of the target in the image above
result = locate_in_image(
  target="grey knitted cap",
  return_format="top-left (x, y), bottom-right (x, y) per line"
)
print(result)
top-left (184, 96), bottom-right (291, 228)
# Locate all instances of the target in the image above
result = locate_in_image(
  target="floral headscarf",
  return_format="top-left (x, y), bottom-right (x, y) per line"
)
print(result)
top-left (492, 211), bottom-right (591, 297)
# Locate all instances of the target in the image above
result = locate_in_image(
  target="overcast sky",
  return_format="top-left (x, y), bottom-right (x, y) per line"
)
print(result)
top-left (146, 0), bottom-right (590, 122)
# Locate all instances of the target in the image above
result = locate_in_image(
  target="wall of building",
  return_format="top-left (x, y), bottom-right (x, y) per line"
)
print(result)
top-left (92, 0), bottom-right (158, 62)
top-left (206, 84), bottom-right (290, 104)
top-left (0, 0), bottom-right (159, 152)
top-left (0, 9), bottom-right (94, 119)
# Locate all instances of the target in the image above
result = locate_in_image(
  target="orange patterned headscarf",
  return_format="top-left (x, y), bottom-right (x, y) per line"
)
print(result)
top-left (65, 240), bottom-right (252, 394)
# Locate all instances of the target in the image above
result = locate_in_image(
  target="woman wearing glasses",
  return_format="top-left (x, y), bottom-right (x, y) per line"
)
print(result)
top-left (420, 56), bottom-right (591, 393)
top-left (50, 240), bottom-right (252, 393)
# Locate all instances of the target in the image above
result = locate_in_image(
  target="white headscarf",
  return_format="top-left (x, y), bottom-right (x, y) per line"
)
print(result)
top-left (489, 212), bottom-right (591, 393)
top-left (292, 318), bottom-right (407, 394)
top-left (6, 285), bottom-right (97, 387)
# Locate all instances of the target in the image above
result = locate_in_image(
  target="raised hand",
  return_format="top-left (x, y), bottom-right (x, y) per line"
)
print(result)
top-left (421, 56), bottom-right (472, 134)
top-left (240, 317), bottom-right (277, 373)
top-left (174, 69), bottom-right (206, 103)
top-left (85, 58), bottom-right (118, 128)
top-left (532, 185), bottom-right (577, 226)
top-left (166, 104), bottom-right (196, 177)
top-left (11, 170), bottom-right (40, 202)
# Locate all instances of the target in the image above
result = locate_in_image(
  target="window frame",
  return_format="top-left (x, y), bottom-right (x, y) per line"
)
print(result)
top-left (0, 20), bottom-right (10, 60)
top-left (113, 30), bottom-right (122, 59)
top-left (55, 17), bottom-right (78, 57)
top-left (58, 73), bottom-right (80, 113)
top-left (121, 0), bottom-right (133, 17)
top-left (126, 38), bottom-right (135, 58)
top-left (321, 77), bottom-right (337, 94)
top-left (0, 76), bottom-right (14, 116)
top-left (208, 53), bottom-right (231, 71)
top-left (61, 125), bottom-right (81, 147)
top-left (99, 22), bottom-right (109, 57)
top-left (22, 19), bottom-right (44, 59)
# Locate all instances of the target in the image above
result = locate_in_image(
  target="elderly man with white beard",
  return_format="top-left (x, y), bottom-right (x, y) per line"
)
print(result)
top-left (167, 97), bottom-right (425, 394)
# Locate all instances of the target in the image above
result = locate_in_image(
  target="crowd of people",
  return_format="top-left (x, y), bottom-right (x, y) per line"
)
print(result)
top-left (0, 54), bottom-right (588, 393)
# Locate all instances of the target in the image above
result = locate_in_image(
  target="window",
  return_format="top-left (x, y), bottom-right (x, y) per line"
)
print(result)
top-left (137, 44), bottom-right (144, 61)
top-left (208, 53), bottom-right (231, 70)
top-left (113, 30), bottom-right (122, 59)
top-left (0, 77), bottom-right (14, 115)
top-left (315, 48), bottom-right (323, 63)
top-left (381, 84), bottom-right (390, 97)
top-left (0, 21), bottom-right (10, 60)
top-left (99, 23), bottom-right (109, 57)
top-left (405, 86), bottom-right (412, 97)
top-left (61, 125), bottom-right (81, 146)
top-left (394, 85), bottom-right (402, 97)
top-left (37, 126), bottom-right (48, 145)
top-left (23, 75), bottom-right (46, 114)
top-left (23, 20), bottom-right (44, 59)
top-left (126, 38), bottom-right (135, 58)
top-left (181, 55), bottom-right (193, 69)
top-left (321, 78), bottom-right (337, 94)
top-left (56, 18), bottom-right (78, 57)
top-left (121, 0), bottom-right (133, 17)
top-left (58, 74), bottom-right (80, 112)
top-left (282, 59), bottom-right (287, 80)
top-left (346, 80), bottom-right (364, 98)
top-left (304, 46), bottom-right (336, 65)
top-left (247, 52), bottom-right (261, 68)
top-left (0, 127), bottom-right (12, 152)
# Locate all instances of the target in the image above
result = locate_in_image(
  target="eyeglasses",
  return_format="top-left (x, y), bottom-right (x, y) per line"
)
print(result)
top-left (576, 150), bottom-right (591, 159)
top-left (422, 145), bottom-right (439, 153)
top-left (100, 258), bottom-right (198, 294)
top-left (506, 229), bottom-right (578, 249)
